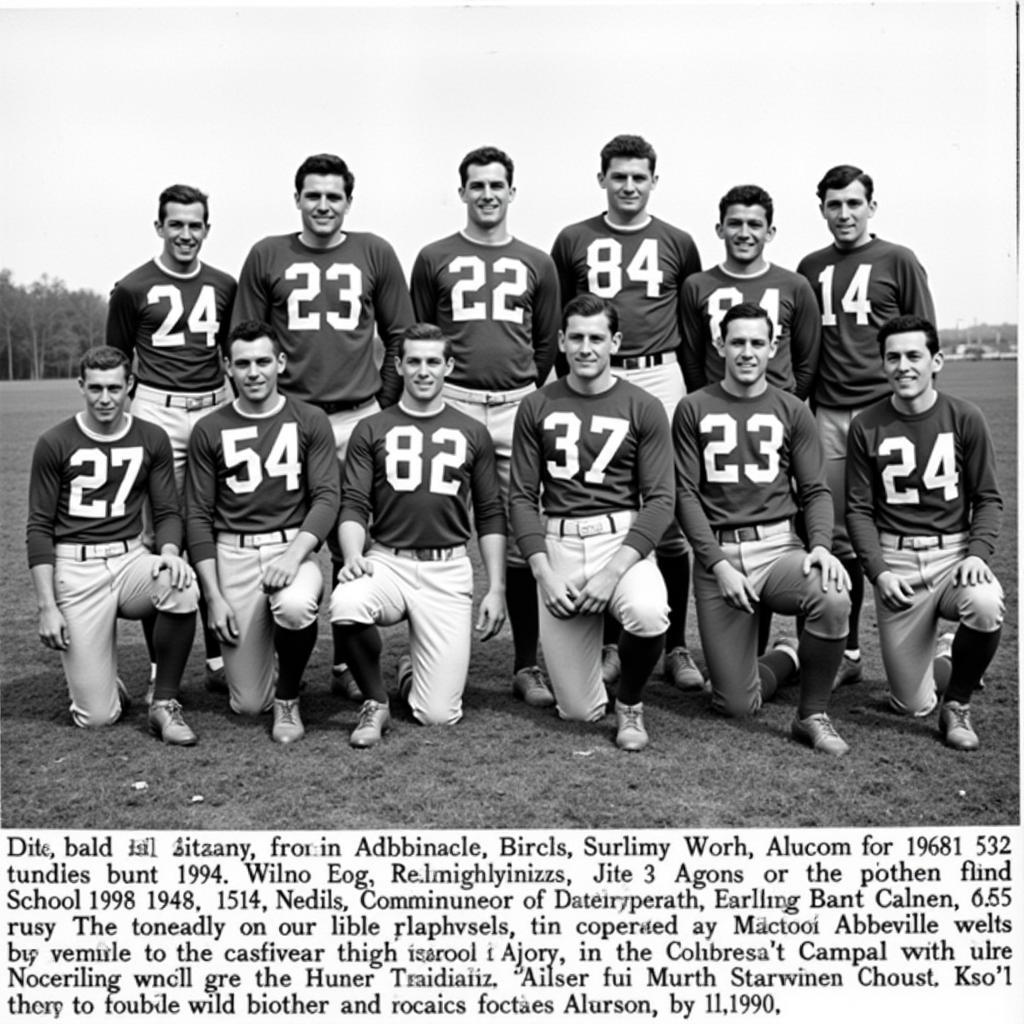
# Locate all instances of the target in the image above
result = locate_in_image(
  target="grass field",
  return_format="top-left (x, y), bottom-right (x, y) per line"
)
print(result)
top-left (0, 363), bottom-right (1017, 830)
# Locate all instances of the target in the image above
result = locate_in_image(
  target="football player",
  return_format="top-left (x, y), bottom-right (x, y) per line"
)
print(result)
top-left (329, 324), bottom-right (507, 747)
top-left (232, 154), bottom-right (414, 699)
top-left (846, 316), bottom-right (1003, 750)
top-left (797, 165), bottom-right (935, 689)
top-left (550, 134), bottom-right (703, 694)
top-left (509, 294), bottom-right (672, 751)
top-left (673, 303), bottom-right (851, 755)
top-left (185, 321), bottom-right (340, 742)
top-left (106, 184), bottom-right (237, 692)
top-left (410, 146), bottom-right (560, 708)
top-left (27, 346), bottom-right (199, 743)
top-left (680, 184), bottom-right (819, 399)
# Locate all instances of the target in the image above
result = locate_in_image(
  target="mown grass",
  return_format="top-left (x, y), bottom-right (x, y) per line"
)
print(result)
top-left (0, 362), bottom-right (1017, 830)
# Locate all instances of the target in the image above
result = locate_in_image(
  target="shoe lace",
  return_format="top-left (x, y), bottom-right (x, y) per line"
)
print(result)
top-left (945, 704), bottom-right (972, 730)
top-left (277, 701), bottom-right (298, 725)
top-left (672, 648), bottom-right (697, 670)
top-left (812, 714), bottom-right (840, 739)
top-left (522, 667), bottom-right (548, 691)
top-left (619, 705), bottom-right (643, 731)
top-left (159, 699), bottom-right (186, 725)
top-left (357, 701), bottom-right (381, 728)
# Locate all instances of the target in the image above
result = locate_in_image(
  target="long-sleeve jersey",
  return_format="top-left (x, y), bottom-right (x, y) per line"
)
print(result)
top-left (185, 396), bottom-right (340, 562)
top-left (509, 377), bottom-right (674, 560)
top-left (27, 414), bottom-right (182, 566)
top-left (340, 402), bottom-right (505, 549)
top-left (231, 231), bottom-right (414, 407)
top-left (410, 232), bottom-right (560, 389)
top-left (672, 383), bottom-right (834, 572)
top-left (106, 258), bottom-right (236, 392)
top-left (845, 391), bottom-right (1002, 582)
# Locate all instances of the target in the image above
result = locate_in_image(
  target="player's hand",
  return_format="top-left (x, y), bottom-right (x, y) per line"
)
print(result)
top-left (261, 551), bottom-right (301, 593)
top-left (207, 594), bottom-right (240, 645)
top-left (953, 555), bottom-right (993, 587)
top-left (712, 560), bottom-right (759, 614)
top-left (337, 556), bottom-right (374, 583)
top-left (574, 566), bottom-right (620, 616)
top-left (38, 605), bottom-right (70, 651)
top-left (536, 568), bottom-right (580, 619)
top-left (803, 546), bottom-right (851, 592)
top-left (155, 553), bottom-right (194, 590)
top-left (875, 570), bottom-right (914, 610)
top-left (475, 591), bottom-right (507, 641)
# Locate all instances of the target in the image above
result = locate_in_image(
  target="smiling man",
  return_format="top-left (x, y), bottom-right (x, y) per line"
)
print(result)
top-left (185, 320), bottom-right (340, 742)
top-left (673, 303), bottom-right (851, 755)
top-left (330, 323), bottom-right (507, 748)
top-left (846, 315), bottom-right (1003, 750)
top-left (410, 146), bottom-right (560, 708)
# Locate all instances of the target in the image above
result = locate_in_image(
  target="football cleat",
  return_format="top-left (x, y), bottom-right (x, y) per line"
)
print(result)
top-left (396, 655), bottom-right (413, 703)
top-left (350, 700), bottom-right (391, 748)
top-left (664, 646), bottom-right (706, 691)
top-left (271, 698), bottom-right (304, 744)
top-left (791, 712), bottom-right (849, 756)
top-left (831, 652), bottom-right (863, 691)
top-left (939, 700), bottom-right (979, 751)
top-left (512, 665), bottom-right (555, 708)
top-left (148, 699), bottom-right (198, 746)
top-left (331, 662), bottom-right (362, 701)
top-left (614, 700), bottom-right (649, 751)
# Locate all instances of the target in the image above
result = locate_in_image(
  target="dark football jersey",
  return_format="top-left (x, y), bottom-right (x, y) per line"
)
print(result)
top-left (846, 391), bottom-right (1002, 581)
top-left (410, 232), bottom-right (560, 389)
top-left (185, 396), bottom-right (340, 562)
top-left (673, 383), bottom-right (834, 572)
top-left (551, 214), bottom-right (701, 357)
top-left (340, 403), bottom-right (505, 549)
top-left (27, 414), bottom-right (182, 565)
top-left (231, 232), bottom-right (414, 407)
top-left (106, 258), bottom-right (236, 392)
top-left (680, 263), bottom-right (820, 399)
top-left (797, 236), bottom-right (934, 409)
top-left (510, 377), bottom-right (673, 559)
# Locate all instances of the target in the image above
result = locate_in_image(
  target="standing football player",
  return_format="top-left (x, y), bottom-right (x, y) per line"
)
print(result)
top-left (846, 316), bottom-right (1003, 750)
top-left (509, 294), bottom-right (672, 751)
top-left (797, 165), bottom-right (935, 689)
top-left (550, 134), bottom-right (703, 694)
top-left (673, 303), bottom-right (851, 755)
top-left (410, 146), bottom-right (560, 708)
top-left (232, 153), bottom-right (415, 699)
top-left (27, 347), bottom-right (199, 743)
top-left (106, 184), bottom-right (237, 692)
top-left (330, 324), bottom-right (507, 748)
top-left (185, 321), bottom-right (340, 742)
top-left (680, 184), bottom-right (819, 399)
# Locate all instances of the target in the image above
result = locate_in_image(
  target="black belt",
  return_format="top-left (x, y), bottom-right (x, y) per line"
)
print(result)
top-left (377, 545), bottom-right (467, 562)
top-left (715, 519), bottom-right (792, 545)
top-left (314, 396), bottom-right (376, 416)
top-left (610, 352), bottom-right (670, 369)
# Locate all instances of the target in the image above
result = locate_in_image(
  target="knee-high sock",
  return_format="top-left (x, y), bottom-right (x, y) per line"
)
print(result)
top-left (335, 623), bottom-right (386, 702)
top-left (658, 553), bottom-right (691, 651)
top-left (274, 621), bottom-right (318, 700)
top-left (797, 632), bottom-right (846, 718)
top-left (944, 625), bottom-right (1001, 705)
top-left (150, 611), bottom-right (197, 702)
top-left (841, 558), bottom-right (864, 652)
top-left (756, 648), bottom-right (798, 704)
top-left (507, 564), bottom-right (540, 672)
top-left (617, 632), bottom-right (664, 706)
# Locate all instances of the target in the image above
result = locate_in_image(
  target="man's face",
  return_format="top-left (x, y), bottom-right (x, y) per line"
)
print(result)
top-left (716, 204), bottom-right (775, 266)
top-left (459, 162), bottom-right (515, 231)
top-left (598, 157), bottom-right (657, 222)
top-left (559, 312), bottom-right (621, 380)
top-left (820, 180), bottom-right (876, 249)
top-left (79, 366), bottom-right (131, 431)
top-left (397, 338), bottom-right (452, 403)
top-left (226, 336), bottom-right (284, 406)
top-left (155, 201), bottom-right (209, 270)
top-left (882, 331), bottom-right (942, 404)
top-left (716, 317), bottom-right (776, 388)
top-left (295, 173), bottom-right (351, 242)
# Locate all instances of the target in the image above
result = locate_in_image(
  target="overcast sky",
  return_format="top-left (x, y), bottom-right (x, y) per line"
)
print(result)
top-left (1, 1), bottom-right (1018, 328)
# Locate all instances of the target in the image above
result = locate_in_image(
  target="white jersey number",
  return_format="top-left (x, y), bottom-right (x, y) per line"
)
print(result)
top-left (817, 264), bottom-right (872, 327)
top-left (384, 426), bottom-right (467, 495)
top-left (147, 284), bottom-right (220, 347)
top-left (586, 238), bottom-right (663, 298)
top-left (448, 256), bottom-right (528, 324)
top-left (700, 412), bottom-right (784, 484)
top-left (707, 286), bottom-right (780, 342)
top-left (68, 447), bottom-right (145, 518)
top-left (222, 423), bottom-right (301, 495)
top-left (284, 262), bottom-right (364, 331)
top-left (543, 412), bottom-right (630, 483)
top-left (879, 432), bottom-right (959, 504)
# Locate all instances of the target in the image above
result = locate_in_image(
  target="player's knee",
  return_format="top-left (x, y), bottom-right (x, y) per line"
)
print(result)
top-left (230, 690), bottom-right (272, 716)
top-left (957, 584), bottom-right (1004, 633)
top-left (710, 686), bottom-right (761, 719)
top-left (411, 705), bottom-right (463, 727)
top-left (271, 592), bottom-right (319, 631)
top-left (618, 600), bottom-right (669, 638)
top-left (801, 585), bottom-right (851, 637)
top-left (70, 703), bottom-right (121, 729)
top-left (152, 576), bottom-right (200, 615)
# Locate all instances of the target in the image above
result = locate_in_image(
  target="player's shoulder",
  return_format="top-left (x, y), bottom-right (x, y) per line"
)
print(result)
top-left (682, 265), bottom-right (730, 294)
top-left (110, 259), bottom-right (159, 291)
top-left (342, 229), bottom-right (400, 256)
top-left (850, 394), bottom-right (898, 432)
top-left (281, 393), bottom-right (331, 427)
top-left (195, 261), bottom-right (238, 289)
top-left (552, 213), bottom-right (606, 243)
top-left (36, 415), bottom-right (83, 452)
top-left (131, 414), bottom-right (173, 447)
top-left (647, 214), bottom-right (696, 246)
top-left (415, 232), bottom-right (463, 259)
top-left (934, 389), bottom-right (989, 426)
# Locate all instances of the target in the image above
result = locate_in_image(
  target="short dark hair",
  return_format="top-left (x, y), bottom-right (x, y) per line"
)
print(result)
top-left (79, 346), bottom-right (130, 380)
top-left (458, 146), bottom-right (514, 187)
top-left (398, 322), bottom-right (453, 361)
top-left (561, 293), bottom-right (619, 336)
top-left (294, 153), bottom-right (355, 199)
top-left (225, 319), bottom-right (281, 357)
top-left (718, 184), bottom-right (774, 226)
top-left (599, 134), bottom-right (657, 175)
top-left (877, 314), bottom-right (940, 358)
top-left (720, 302), bottom-right (775, 342)
top-left (816, 164), bottom-right (874, 203)
top-left (157, 184), bottom-right (209, 224)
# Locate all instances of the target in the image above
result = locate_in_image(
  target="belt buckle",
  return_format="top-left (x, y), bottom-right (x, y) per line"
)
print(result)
top-left (184, 395), bottom-right (204, 410)
top-left (910, 536), bottom-right (939, 550)
top-left (577, 517), bottom-right (604, 538)
top-left (97, 542), bottom-right (125, 558)
top-left (249, 531), bottom-right (278, 547)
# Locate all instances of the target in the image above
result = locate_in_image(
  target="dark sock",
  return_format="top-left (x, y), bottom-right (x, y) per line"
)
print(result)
top-left (199, 591), bottom-right (221, 661)
top-left (757, 611), bottom-right (773, 656)
top-left (658, 553), bottom-right (691, 650)
top-left (841, 558), bottom-right (864, 651)
top-left (330, 557), bottom-right (346, 665)
top-left (617, 632), bottom-right (664, 706)
top-left (944, 625), bottom-right (1001, 705)
top-left (335, 623), bottom-right (386, 703)
top-left (797, 633), bottom-right (847, 718)
top-left (150, 611), bottom-right (197, 702)
top-left (274, 622), bottom-right (318, 700)
top-left (507, 564), bottom-right (540, 672)
top-left (602, 612), bottom-right (620, 647)
top-left (757, 649), bottom-right (798, 702)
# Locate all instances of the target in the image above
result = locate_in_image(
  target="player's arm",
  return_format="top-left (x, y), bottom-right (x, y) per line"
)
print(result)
top-left (895, 249), bottom-right (936, 323)
top-left (679, 278), bottom-right (708, 392)
top-left (30, 565), bottom-right (69, 651)
top-left (409, 249), bottom-right (438, 322)
top-left (673, 234), bottom-right (703, 359)
top-left (230, 244), bottom-right (271, 329)
top-left (193, 557), bottom-right (240, 644)
top-left (549, 232), bottom-right (579, 379)
top-left (336, 421), bottom-right (376, 580)
top-left (956, 405), bottom-right (1003, 586)
top-left (104, 282), bottom-right (139, 362)
top-left (372, 243), bottom-right (416, 408)
top-left (475, 532), bottom-right (507, 641)
top-left (789, 277), bottom-right (822, 401)
top-left (467, 427), bottom-right (508, 638)
top-left (26, 435), bottom-right (70, 649)
top-left (530, 256), bottom-right (562, 386)
top-left (145, 426), bottom-right (192, 589)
